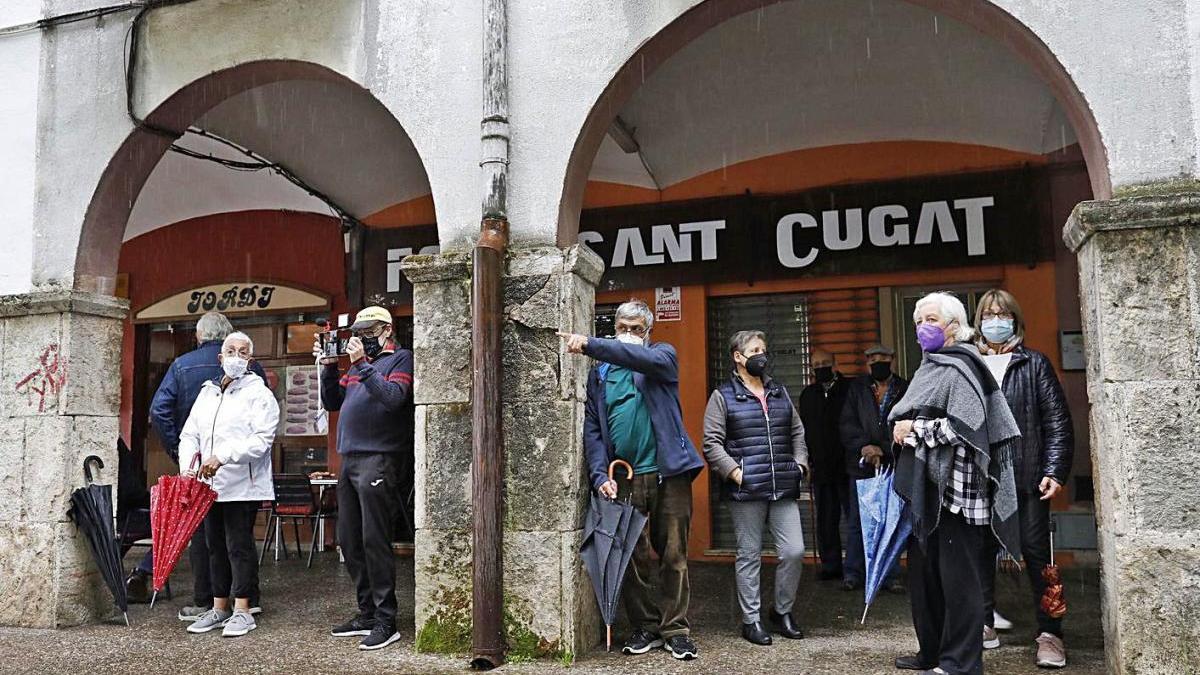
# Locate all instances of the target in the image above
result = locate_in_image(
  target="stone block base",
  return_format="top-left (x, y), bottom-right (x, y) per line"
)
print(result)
top-left (404, 245), bottom-right (604, 659)
top-left (0, 291), bottom-right (126, 628)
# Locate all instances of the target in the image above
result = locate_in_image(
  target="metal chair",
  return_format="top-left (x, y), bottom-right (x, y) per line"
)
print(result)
top-left (259, 474), bottom-right (337, 568)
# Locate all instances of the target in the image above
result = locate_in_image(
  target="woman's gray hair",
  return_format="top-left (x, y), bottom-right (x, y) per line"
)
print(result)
top-left (222, 331), bottom-right (254, 355)
top-left (913, 292), bottom-right (975, 342)
top-left (728, 330), bottom-right (767, 356)
top-left (196, 311), bottom-right (234, 343)
top-left (614, 299), bottom-right (654, 331)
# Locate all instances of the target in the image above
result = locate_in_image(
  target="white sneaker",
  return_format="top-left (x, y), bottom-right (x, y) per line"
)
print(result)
top-left (186, 608), bottom-right (231, 634)
top-left (982, 625), bottom-right (1001, 649)
top-left (992, 610), bottom-right (1013, 631)
top-left (221, 611), bottom-right (257, 638)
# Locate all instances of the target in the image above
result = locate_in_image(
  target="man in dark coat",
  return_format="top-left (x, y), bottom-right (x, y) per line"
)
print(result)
top-left (838, 343), bottom-right (908, 592)
top-left (797, 348), bottom-right (850, 582)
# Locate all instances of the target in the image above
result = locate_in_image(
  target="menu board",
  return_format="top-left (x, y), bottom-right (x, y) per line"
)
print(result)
top-left (282, 365), bottom-right (321, 436)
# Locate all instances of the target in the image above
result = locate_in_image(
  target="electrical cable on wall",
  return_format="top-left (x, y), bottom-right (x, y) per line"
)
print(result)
top-left (119, 1), bottom-right (363, 233)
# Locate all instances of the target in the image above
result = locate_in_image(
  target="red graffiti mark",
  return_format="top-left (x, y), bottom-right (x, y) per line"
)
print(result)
top-left (15, 344), bottom-right (67, 413)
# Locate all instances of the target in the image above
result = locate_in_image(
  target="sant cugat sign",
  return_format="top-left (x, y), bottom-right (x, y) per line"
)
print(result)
top-left (364, 167), bottom-right (1049, 301)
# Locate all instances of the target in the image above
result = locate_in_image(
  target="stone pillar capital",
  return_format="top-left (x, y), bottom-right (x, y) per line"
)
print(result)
top-left (1064, 189), bottom-right (1200, 253)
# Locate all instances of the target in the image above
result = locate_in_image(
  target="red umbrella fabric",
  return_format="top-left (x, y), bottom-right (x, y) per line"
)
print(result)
top-left (149, 454), bottom-right (218, 604)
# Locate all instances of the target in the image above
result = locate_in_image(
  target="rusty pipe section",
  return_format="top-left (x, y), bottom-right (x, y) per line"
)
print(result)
top-left (472, 0), bottom-right (508, 669)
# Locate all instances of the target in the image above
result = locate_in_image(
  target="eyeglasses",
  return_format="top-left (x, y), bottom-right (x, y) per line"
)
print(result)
top-left (615, 324), bottom-right (648, 336)
top-left (980, 311), bottom-right (1014, 321)
top-left (354, 326), bottom-right (388, 339)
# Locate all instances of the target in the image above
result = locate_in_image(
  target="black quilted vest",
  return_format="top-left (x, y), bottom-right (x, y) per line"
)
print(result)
top-left (719, 375), bottom-right (801, 501)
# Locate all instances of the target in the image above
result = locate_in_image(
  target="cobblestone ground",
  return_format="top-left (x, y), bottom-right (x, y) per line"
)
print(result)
top-left (0, 548), bottom-right (1103, 674)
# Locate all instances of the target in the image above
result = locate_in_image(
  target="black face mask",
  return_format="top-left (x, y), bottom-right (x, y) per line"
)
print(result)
top-left (814, 366), bottom-right (834, 384)
top-left (870, 361), bottom-right (892, 381)
top-left (743, 353), bottom-right (769, 378)
top-left (362, 335), bottom-right (387, 360)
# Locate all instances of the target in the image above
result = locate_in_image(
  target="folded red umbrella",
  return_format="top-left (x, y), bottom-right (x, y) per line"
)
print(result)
top-left (1039, 518), bottom-right (1067, 619)
top-left (149, 454), bottom-right (218, 605)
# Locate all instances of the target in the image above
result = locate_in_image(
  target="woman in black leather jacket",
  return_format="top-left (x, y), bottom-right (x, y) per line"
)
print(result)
top-left (974, 289), bottom-right (1073, 669)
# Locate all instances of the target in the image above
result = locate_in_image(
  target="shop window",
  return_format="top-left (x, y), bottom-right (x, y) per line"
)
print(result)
top-left (594, 303), bottom-right (619, 337)
top-left (286, 322), bottom-right (322, 355)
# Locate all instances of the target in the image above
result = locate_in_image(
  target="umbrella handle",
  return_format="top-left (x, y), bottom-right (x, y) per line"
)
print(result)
top-left (82, 455), bottom-right (104, 484)
top-left (187, 452), bottom-right (202, 474)
top-left (608, 459), bottom-right (633, 482)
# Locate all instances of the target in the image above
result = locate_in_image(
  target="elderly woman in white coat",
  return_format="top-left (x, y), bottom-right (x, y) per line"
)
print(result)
top-left (180, 331), bottom-right (279, 638)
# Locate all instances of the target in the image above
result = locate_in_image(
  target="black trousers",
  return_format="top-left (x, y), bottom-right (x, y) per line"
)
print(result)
top-left (909, 509), bottom-right (986, 675)
top-left (980, 490), bottom-right (1060, 636)
top-left (205, 501), bottom-right (260, 600)
top-left (189, 528), bottom-right (213, 606)
top-left (338, 452), bottom-right (402, 626)
top-left (813, 479), bottom-right (849, 575)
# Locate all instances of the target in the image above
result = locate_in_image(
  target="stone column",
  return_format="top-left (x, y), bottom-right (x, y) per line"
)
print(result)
top-left (1065, 189), bottom-right (1200, 675)
top-left (403, 245), bottom-right (604, 660)
top-left (0, 291), bottom-right (127, 628)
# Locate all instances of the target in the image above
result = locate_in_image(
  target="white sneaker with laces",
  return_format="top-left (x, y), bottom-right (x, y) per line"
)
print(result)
top-left (186, 608), bottom-right (232, 634)
top-left (992, 610), bottom-right (1013, 631)
top-left (982, 625), bottom-right (1001, 649)
top-left (221, 611), bottom-right (257, 638)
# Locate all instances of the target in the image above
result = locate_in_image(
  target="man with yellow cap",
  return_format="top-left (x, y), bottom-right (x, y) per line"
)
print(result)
top-left (314, 306), bottom-right (413, 651)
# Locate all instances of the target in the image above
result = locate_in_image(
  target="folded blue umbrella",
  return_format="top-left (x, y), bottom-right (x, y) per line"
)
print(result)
top-left (857, 465), bottom-right (912, 623)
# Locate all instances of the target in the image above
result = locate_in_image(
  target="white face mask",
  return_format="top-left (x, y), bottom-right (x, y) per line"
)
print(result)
top-left (222, 356), bottom-right (249, 380)
top-left (616, 332), bottom-right (644, 346)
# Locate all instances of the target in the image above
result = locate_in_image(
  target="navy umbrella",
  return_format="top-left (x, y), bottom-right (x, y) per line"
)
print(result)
top-left (856, 464), bottom-right (911, 623)
top-left (580, 460), bottom-right (647, 651)
top-left (68, 455), bottom-right (129, 626)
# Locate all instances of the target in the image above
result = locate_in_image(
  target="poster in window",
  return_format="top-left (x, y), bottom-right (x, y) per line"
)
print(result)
top-left (282, 365), bottom-right (322, 436)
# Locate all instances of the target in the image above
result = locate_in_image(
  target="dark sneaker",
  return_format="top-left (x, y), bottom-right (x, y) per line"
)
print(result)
top-left (125, 571), bottom-right (151, 604)
top-left (621, 629), bottom-right (664, 655)
top-left (331, 615), bottom-right (376, 637)
top-left (178, 605), bottom-right (212, 622)
top-left (841, 578), bottom-right (863, 591)
top-left (359, 623), bottom-right (401, 651)
top-left (664, 635), bottom-right (698, 660)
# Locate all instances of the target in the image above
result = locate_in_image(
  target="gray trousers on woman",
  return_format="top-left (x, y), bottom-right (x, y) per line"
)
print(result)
top-left (729, 499), bottom-right (806, 623)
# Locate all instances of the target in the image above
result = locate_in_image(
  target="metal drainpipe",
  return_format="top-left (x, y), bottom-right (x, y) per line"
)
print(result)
top-left (471, 0), bottom-right (508, 669)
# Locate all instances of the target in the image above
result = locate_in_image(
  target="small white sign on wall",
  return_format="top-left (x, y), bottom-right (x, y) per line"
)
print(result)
top-left (1060, 330), bottom-right (1085, 371)
top-left (655, 287), bottom-right (682, 322)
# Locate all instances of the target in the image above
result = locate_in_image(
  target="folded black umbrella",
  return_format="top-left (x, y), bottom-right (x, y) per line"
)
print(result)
top-left (68, 455), bottom-right (129, 626)
top-left (580, 460), bottom-right (647, 652)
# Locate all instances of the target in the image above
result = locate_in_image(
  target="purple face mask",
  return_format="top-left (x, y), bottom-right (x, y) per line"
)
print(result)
top-left (916, 322), bottom-right (947, 352)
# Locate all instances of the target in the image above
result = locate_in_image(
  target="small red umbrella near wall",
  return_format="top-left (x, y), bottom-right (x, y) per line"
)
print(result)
top-left (1039, 519), bottom-right (1068, 620)
top-left (149, 454), bottom-right (218, 606)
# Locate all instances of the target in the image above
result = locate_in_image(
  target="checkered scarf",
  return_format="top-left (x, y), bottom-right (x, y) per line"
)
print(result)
top-left (889, 344), bottom-right (1022, 555)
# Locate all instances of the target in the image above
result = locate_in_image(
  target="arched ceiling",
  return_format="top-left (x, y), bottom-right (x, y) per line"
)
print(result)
top-left (587, 0), bottom-right (1078, 189)
top-left (127, 0), bottom-right (1080, 241)
top-left (125, 79), bottom-right (431, 241)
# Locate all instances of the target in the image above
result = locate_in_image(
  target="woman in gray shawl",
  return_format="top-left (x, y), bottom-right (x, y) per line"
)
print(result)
top-left (887, 292), bottom-right (1021, 675)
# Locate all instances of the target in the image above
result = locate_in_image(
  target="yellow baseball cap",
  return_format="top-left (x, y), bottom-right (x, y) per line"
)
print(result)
top-left (350, 306), bottom-right (394, 330)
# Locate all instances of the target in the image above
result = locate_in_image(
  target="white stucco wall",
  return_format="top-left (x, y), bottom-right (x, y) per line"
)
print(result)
top-left (0, 26), bottom-right (40, 295)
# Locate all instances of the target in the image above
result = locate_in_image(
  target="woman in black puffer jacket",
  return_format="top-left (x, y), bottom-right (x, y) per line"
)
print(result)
top-left (702, 330), bottom-right (809, 647)
top-left (973, 289), bottom-right (1074, 669)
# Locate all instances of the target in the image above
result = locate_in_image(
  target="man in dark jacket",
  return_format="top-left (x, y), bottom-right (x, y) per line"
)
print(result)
top-left (319, 306), bottom-right (414, 652)
top-left (838, 343), bottom-right (908, 592)
top-left (145, 311), bottom-right (266, 618)
top-left (797, 348), bottom-right (850, 582)
top-left (561, 299), bottom-right (703, 661)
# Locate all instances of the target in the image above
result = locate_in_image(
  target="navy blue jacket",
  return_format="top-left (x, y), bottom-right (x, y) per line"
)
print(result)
top-left (150, 340), bottom-right (267, 462)
top-left (583, 338), bottom-right (704, 490)
top-left (717, 376), bottom-right (803, 501)
top-left (320, 349), bottom-right (414, 455)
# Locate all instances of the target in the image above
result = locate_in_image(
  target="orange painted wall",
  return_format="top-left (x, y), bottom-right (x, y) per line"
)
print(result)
top-left (583, 140), bottom-right (1047, 209)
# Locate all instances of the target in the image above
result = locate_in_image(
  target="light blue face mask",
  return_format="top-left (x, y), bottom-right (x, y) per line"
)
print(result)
top-left (981, 318), bottom-right (1015, 343)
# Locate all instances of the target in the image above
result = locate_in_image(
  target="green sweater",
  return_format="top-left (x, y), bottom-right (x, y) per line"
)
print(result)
top-left (605, 365), bottom-right (659, 475)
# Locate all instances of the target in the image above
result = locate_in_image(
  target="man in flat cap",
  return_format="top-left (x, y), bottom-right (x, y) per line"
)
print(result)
top-left (838, 343), bottom-right (909, 592)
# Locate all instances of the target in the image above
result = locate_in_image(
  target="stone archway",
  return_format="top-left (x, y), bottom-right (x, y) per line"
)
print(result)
top-left (0, 58), bottom-right (439, 630)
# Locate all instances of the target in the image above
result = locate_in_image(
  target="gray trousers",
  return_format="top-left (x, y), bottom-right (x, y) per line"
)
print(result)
top-left (729, 499), bottom-right (806, 623)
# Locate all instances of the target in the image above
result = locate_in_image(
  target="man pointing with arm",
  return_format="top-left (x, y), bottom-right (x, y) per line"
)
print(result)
top-left (560, 298), bottom-right (704, 661)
